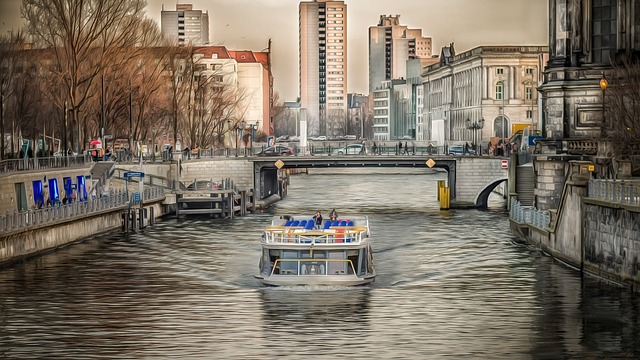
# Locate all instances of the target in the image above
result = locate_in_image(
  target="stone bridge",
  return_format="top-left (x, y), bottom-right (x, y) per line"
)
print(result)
top-left (178, 155), bottom-right (509, 209)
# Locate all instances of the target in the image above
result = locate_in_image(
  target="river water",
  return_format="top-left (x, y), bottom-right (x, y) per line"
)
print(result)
top-left (1, 168), bottom-right (639, 359)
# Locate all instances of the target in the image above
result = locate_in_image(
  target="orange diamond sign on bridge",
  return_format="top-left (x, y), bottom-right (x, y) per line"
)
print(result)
top-left (275, 159), bottom-right (285, 169)
top-left (426, 159), bottom-right (436, 168)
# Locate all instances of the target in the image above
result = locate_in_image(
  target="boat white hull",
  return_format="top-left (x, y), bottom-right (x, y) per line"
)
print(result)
top-left (255, 274), bottom-right (375, 287)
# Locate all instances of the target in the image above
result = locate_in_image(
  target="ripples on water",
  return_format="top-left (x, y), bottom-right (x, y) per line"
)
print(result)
top-left (0, 169), bottom-right (639, 359)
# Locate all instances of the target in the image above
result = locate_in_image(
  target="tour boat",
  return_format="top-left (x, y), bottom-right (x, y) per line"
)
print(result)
top-left (255, 215), bottom-right (376, 286)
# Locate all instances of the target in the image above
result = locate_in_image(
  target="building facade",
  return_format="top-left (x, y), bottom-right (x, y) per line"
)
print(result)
top-left (422, 45), bottom-right (548, 147)
top-left (192, 47), bottom-right (272, 135)
top-left (368, 15), bottom-right (432, 94)
top-left (161, 3), bottom-right (210, 46)
top-left (299, 0), bottom-right (347, 138)
top-left (535, 0), bottom-right (640, 210)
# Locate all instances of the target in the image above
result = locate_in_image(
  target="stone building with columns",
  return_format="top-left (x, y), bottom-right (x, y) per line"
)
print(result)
top-left (536, 0), bottom-right (640, 210)
top-left (421, 45), bottom-right (548, 148)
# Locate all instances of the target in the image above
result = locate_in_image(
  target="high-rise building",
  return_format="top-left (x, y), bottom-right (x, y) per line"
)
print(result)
top-left (161, 3), bottom-right (210, 46)
top-left (299, 0), bottom-right (347, 138)
top-left (369, 15), bottom-right (432, 94)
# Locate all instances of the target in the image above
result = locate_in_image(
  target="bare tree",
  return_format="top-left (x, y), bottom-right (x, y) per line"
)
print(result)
top-left (23, 0), bottom-right (151, 152)
top-left (603, 53), bottom-right (640, 175)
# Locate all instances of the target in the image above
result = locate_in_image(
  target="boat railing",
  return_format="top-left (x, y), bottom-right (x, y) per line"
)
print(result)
top-left (263, 226), bottom-right (368, 244)
top-left (270, 259), bottom-right (357, 277)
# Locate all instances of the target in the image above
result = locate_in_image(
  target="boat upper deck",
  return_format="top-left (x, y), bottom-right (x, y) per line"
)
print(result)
top-left (263, 215), bottom-right (370, 245)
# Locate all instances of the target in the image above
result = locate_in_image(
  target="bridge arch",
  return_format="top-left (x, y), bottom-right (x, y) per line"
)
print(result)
top-left (474, 177), bottom-right (509, 208)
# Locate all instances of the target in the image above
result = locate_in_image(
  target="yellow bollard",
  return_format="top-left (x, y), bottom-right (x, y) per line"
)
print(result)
top-left (437, 180), bottom-right (446, 201)
top-left (439, 186), bottom-right (450, 210)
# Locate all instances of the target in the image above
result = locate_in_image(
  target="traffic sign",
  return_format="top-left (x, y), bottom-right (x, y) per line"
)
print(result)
top-left (124, 171), bottom-right (145, 179)
top-left (275, 159), bottom-right (284, 169)
top-left (426, 158), bottom-right (436, 168)
top-left (501, 159), bottom-right (509, 169)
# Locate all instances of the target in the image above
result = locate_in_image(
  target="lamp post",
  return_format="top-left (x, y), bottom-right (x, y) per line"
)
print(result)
top-left (600, 73), bottom-right (608, 126)
top-left (226, 119), bottom-right (231, 157)
top-left (151, 128), bottom-right (157, 162)
top-left (236, 123), bottom-right (242, 157)
top-left (250, 121), bottom-right (259, 154)
top-left (497, 80), bottom-right (507, 142)
top-left (465, 118), bottom-right (485, 155)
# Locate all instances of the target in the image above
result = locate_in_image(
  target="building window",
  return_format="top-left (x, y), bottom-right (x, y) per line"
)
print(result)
top-left (496, 83), bottom-right (504, 100)
top-left (526, 110), bottom-right (533, 119)
top-left (525, 87), bottom-right (533, 101)
top-left (525, 67), bottom-right (534, 75)
top-left (592, 0), bottom-right (618, 64)
top-left (496, 68), bottom-right (504, 75)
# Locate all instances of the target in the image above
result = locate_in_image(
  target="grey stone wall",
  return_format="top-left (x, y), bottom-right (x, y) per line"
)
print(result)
top-left (0, 202), bottom-right (164, 266)
top-left (0, 167), bottom-right (92, 214)
top-left (181, 159), bottom-right (254, 190)
top-left (583, 202), bottom-right (640, 286)
top-left (452, 157), bottom-right (508, 206)
top-left (534, 157), bottom-right (567, 210)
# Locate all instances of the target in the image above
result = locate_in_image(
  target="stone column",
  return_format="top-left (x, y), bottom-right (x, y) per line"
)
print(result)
top-left (534, 155), bottom-right (568, 210)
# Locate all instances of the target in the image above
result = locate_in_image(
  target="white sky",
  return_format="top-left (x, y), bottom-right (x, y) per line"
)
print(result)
top-left (0, 0), bottom-right (548, 101)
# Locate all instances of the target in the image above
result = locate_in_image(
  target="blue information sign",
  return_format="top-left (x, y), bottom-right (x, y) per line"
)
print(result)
top-left (124, 171), bottom-right (145, 179)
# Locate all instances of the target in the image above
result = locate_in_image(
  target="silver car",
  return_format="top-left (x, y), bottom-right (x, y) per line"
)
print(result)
top-left (332, 144), bottom-right (366, 155)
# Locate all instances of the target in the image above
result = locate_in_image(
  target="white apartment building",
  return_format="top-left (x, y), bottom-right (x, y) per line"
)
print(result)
top-left (369, 15), bottom-right (432, 94)
top-left (422, 45), bottom-right (548, 147)
top-left (192, 47), bottom-right (272, 137)
top-left (161, 3), bottom-right (210, 46)
top-left (299, 0), bottom-right (347, 138)
top-left (372, 83), bottom-right (391, 140)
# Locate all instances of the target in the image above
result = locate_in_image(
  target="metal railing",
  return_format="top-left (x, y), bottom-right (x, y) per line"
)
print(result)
top-left (0, 186), bottom-right (165, 234)
top-left (588, 179), bottom-right (640, 207)
top-left (510, 199), bottom-right (550, 229)
top-left (0, 155), bottom-right (91, 174)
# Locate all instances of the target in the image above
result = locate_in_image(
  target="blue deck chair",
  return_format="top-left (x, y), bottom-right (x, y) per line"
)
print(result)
top-left (305, 221), bottom-right (315, 230)
top-left (347, 221), bottom-right (354, 226)
top-left (332, 221), bottom-right (339, 226)
top-left (300, 220), bottom-right (308, 227)
top-left (323, 220), bottom-right (332, 229)
top-left (292, 220), bottom-right (300, 227)
top-left (340, 220), bottom-right (347, 226)
top-left (284, 220), bottom-right (293, 226)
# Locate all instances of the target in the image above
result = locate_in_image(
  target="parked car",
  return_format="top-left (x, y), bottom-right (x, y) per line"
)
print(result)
top-left (256, 145), bottom-right (294, 156)
top-left (275, 135), bottom-right (290, 142)
top-left (186, 180), bottom-right (217, 191)
top-left (309, 135), bottom-right (327, 141)
top-left (332, 144), bottom-right (366, 155)
top-left (344, 135), bottom-right (357, 140)
top-left (401, 135), bottom-right (413, 140)
top-left (447, 144), bottom-right (476, 156)
top-left (289, 136), bottom-right (300, 142)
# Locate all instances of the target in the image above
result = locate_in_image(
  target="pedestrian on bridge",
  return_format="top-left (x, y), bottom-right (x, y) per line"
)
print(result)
top-left (398, 141), bottom-right (402, 155)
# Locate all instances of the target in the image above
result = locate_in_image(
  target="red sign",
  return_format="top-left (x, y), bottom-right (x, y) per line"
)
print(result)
top-left (501, 159), bottom-right (509, 169)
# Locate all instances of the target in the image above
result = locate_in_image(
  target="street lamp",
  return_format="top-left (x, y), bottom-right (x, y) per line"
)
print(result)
top-left (497, 80), bottom-right (507, 142)
top-left (250, 121), bottom-right (259, 153)
top-left (236, 123), bottom-right (242, 157)
top-left (600, 73), bottom-right (608, 126)
top-left (226, 119), bottom-right (231, 157)
top-left (465, 118), bottom-right (485, 155)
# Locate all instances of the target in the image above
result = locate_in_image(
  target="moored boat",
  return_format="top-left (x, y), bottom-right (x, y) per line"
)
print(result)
top-left (255, 215), bottom-right (376, 286)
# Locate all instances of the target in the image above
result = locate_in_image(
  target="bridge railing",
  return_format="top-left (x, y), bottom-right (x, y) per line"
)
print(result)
top-left (510, 199), bottom-right (550, 229)
top-left (588, 179), bottom-right (640, 207)
top-left (0, 186), bottom-right (165, 235)
top-left (0, 155), bottom-right (91, 174)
